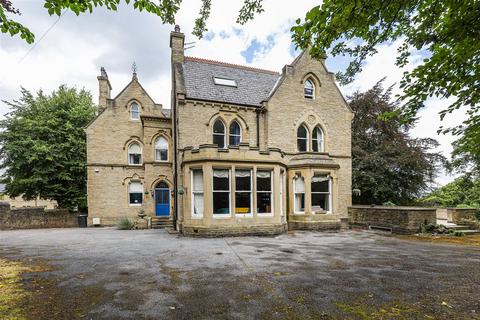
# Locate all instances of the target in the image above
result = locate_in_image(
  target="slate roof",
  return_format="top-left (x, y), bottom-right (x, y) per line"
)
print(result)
top-left (182, 57), bottom-right (281, 107)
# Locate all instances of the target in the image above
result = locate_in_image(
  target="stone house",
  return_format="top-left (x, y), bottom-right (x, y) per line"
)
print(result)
top-left (86, 26), bottom-right (353, 235)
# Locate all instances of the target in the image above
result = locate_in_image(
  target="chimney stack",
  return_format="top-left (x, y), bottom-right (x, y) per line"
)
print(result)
top-left (170, 25), bottom-right (185, 64)
top-left (97, 67), bottom-right (112, 109)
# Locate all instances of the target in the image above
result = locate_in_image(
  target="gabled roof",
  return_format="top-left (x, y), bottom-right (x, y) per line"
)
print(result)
top-left (182, 56), bottom-right (280, 107)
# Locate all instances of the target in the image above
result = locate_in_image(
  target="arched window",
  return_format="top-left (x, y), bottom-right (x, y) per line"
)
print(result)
top-left (130, 102), bottom-right (140, 120)
top-left (155, 137), bottom-right (168, 162)
top-left (297, 124), bottom-right (308, 152)
top-left (304, 79), bottom-right (315, 99)
top-left (229, 121), bottom-right (241, 146)
top-left (312, 126), bottom-right (324, 152)
top-left (128, 142), bottom-right (142, 165)
top-left (213, 119), bottom-right (226, 148)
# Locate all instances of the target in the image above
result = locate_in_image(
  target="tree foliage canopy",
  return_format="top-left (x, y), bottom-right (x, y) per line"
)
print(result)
top-left (421, 174), bottom-right (480, 208)
top-left (351, 80), bottom-right (445, 205)
top-left (0, 86), bottom-right (96, 209)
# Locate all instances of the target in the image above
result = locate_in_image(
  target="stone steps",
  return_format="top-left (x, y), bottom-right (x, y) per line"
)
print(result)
top-left (151, 218), bottom-right (174, 230)
top-left (437, 219), bottom-right (479, 236)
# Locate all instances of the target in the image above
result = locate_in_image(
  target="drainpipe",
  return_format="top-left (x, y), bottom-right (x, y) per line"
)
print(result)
top-left (255, 107), bottom-right (263, 148)
top-left (172, 73), bottom-right (178, 230)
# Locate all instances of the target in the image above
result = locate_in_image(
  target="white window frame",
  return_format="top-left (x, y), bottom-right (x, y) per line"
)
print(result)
top-left (155, 136), bottom-right (169, 162)
top-left (229, 121), bottom-right (242, 146)
top-left (256, 170), bottom-right (273, 217)
top-left (212, 119), bottom-right (226, 149)
top-left (312, 126), bottom-right (324, 152)
top-left (304, 79), bottom-right (315, 99)
top-left (311, 175), bottom-right (332, 214)
top-left (191, 169), bottom-right (204, 218)
top-left (234, 169), bottom-right (253, 217)
top-left (128, 181), bottom-right (143, 206)
top-left (293, 176), bottom-right (305, 214)
top-left (212, 169), bottom-right (231, 218)
top-left (130, 102), bottom-right (140, 120)
top-left (128, 142), bottom-right (142, 166)
top-left (297, 125), bottom-right (309, 152)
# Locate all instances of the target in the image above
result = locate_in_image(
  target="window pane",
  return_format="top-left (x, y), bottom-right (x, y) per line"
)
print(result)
top-left (235, 192), bottom-right (251, 213)
top-left (193, 193), bottom-right (204, 215)
top-left (213, 134), bottom-right (225, 148)
top-left (294, 177), bottom-right (305, 193)
top-left (213, 120), bottom-right (225, 133)
top-left (129, 192), bottom-right (143, 204)
top-left (297, 138), bottom-right (307, 152)
top-left (235, 170), bottom-right (251, 190)
top-left (213, 192), bottom-right (229, 214)
top-left (129, 154), bottom-right (141, 164)
top-left (230, 121), bottom-right (240, 135)
top-left (192, 170), bottom-right (204, 192)
top-left (257, 192), bottom-right (271, 213)
top-left (256, 171), bottom-right (271, 191)
top-left (229, 134), bottom-right (240, 146)
top-left (297, 125), bottom-right (307, 138)
top-left (312, 193), bottom-right (329, 211)
top-left (213, 170), bottom-right (229, 190)
top-left (295, 193), bottom-right (305, 212)
top-left (312, 176), bottom-right (329, 192)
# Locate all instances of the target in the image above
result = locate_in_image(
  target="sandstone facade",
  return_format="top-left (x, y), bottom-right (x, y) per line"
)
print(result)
top-left (87, 26), bottom-right (353, 235)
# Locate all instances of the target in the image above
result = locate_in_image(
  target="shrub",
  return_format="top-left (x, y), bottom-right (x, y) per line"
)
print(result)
top-left (421, 223), bottom-right (437, 233)
top-left (453, 231), bottom-right (465, 237)
top-left (117, 218), bottom-right (134, 230)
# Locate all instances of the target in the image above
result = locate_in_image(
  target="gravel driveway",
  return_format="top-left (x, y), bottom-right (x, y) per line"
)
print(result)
top-left (1, 228), bottom-right (479, 319)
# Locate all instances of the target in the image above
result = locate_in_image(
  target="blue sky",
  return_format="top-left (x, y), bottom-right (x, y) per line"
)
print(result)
top-left (0, 0), bottom-right (467, 186)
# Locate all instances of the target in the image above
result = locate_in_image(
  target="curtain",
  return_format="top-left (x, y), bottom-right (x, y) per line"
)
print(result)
top-left (128, 143), bottom-right (141, 154)
top-left (193, 194), bottom-right (204, 215)
top-left (213, 170), bottom-right (229, 178)
top-left (192, 170), bottom-right (204, 191)
top-left (256, 171), bottom-right (271, 178)
top-left (294, 177), bottom-right (305, 193)
top-left (312, 175), bottom-right (330, 183)
top-left (129, 182), bottom-right (143, 193)
top-left (235, 170), bottom-right (251, 177)
top-left (155, 137), bottom-right (168, 149)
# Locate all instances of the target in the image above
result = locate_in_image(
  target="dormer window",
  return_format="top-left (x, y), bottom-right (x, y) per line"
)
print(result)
top-left (214, 77), bottom-right (237, 87)
top-left (304, 79), bottom-right (315, 99)
top-left (130, 102), bottom-right (140, 120)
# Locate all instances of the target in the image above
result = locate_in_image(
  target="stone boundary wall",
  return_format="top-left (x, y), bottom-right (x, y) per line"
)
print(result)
top-left (0, 202), bottom-right (78, 230)
top-left (348, 206), bottom-right (437, 234)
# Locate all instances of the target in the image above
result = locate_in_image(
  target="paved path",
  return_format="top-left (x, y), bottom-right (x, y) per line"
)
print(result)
top-left (1, 228), bottom-right (479, 319)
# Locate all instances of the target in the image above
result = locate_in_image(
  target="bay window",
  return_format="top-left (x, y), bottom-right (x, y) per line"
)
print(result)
top-left (212, 169), bottom-right (230, 215)
top-left (235, 169), bottom-right (252, 214)
top-left (256, 170), bottom-right (272, 214)
top-left (311, 174), bottom-right (331, 213)
top-left (191, 169), bottom-right (204, 217)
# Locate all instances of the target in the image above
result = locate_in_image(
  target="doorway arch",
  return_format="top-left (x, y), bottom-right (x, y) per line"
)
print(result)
top-left (154, 181), bottom-right (170, 217)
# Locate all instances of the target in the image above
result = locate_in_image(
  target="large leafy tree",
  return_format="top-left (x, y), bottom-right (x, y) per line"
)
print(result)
top-left (0, 86), bottom-right (96, 209)
top-left (351, 81), bottom-right (445, 205)
top-left (449, 114), bottom-right (480, 175)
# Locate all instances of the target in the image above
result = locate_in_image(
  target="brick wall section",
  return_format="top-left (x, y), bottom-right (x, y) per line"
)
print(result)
top-left (0, 202), bottom-right (77, 230)
top-left (348, 206), bottom-right (437, 234)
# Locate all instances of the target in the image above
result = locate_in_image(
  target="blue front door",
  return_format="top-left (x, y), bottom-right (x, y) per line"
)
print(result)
top-left (155, 188), bottom-right (170, 216)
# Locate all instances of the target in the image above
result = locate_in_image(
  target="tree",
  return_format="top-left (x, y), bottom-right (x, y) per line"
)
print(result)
top-left (449, 113), bottom-right (480, 175)
top-left (421, 174), bottom-right (480, 208)
top-left (0, 86), bottom-right (96, 209)
top-left (351, 80), bottom-right (445, 205)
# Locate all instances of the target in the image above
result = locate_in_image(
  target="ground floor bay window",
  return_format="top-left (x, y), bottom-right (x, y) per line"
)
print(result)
top-left (213, 169), bottom-right (230, 215)
top-left (311, 174), bottom-right (331, 213)
top-left (294, 176), bottom-right (305, 213)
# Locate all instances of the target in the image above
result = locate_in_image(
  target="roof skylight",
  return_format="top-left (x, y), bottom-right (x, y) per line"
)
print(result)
top-left (213, 77), bottom-right (237, 87)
